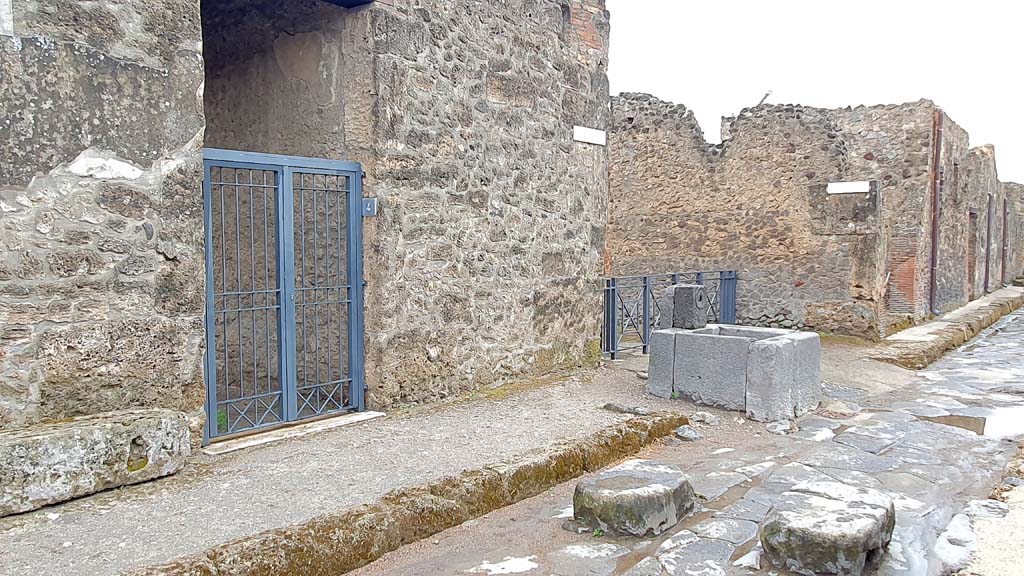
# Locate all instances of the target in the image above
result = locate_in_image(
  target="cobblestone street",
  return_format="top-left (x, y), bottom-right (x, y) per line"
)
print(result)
top-left (351, 310), bottom-right (1024, 576)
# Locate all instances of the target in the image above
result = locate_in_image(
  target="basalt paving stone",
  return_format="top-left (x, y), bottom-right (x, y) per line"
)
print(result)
top-left (763, 462), bottom-right (834, 487)
top-left (891, 402), bottom-right (951, 418)
top-left (545, 542), bottom-right (630, 576)
top-left (799, 415), bottom-right (843, 430)
top-left (692, 517), bottom-right (758, 545)
top-left (690, 471), bottom-right (750, 501)
top-left (816, 467), bottom-right (884, 489)
top-left (622, 556), bottom-right (664, 576)
top-left (733, 460), bottom-right (777, 478)
top-left (798, 443), bottom-right (901, 473)
top-left (714, 497), bottom-right (772, 523)
top-left (834, 428), bottom-right (906, 455)
top-left (657, 536), bottom-right (735, 576)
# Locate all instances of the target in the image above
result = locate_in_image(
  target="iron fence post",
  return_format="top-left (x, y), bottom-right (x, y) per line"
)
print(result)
top-left (608, 277), bottom-right (618, 359)
top-left (641, 276), bottom-right (652, 354)
top-left (671, 273), bottom-right (680, 285)
top-left (720, 270), bottom-right (738, 324)
top-left (695, 272), bottom-right (704, 285)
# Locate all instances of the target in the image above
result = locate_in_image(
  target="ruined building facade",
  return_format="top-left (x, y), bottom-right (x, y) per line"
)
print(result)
top-left (608, 94), bottom-right (1024, 339)
top-left (0, 0), bottom-right (610, 441)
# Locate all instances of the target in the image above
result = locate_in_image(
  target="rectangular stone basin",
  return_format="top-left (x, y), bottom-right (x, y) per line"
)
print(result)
top-left (648, 325), bottom-right (821, 421)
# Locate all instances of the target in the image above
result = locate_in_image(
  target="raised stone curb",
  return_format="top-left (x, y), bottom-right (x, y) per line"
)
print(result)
top-left (1, 409), bottom-right (191, 518)
top-left (872, 291), bottom-right (1024, 369)
top-left (126, 413), bottom-right (687, 576)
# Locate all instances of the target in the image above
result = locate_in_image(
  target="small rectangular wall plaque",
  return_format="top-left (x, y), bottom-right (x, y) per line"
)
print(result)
top-left (826, 181), bottom-right (875, 194)
top-left (361, 197), bottom-right (378, 217)
top-left (573, 126), bottom-right (607, 146)
top-left (0, 0), bottom-right (13, 36)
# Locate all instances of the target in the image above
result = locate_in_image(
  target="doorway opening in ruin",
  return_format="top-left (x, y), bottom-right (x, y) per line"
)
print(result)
top-left (198, 0), bottom-right (367, 442)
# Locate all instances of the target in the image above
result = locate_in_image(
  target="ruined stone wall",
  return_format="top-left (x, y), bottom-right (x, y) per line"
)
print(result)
top-left (608, 94), bottom-right (913, 339)
top-left (966, 146), bottom-right (1000, 296)
top-left (202, 0), bottom-right (360, 159)
top-left (829, 103), bottom-right (935, 332)
top-left (931, 115), bottom-right (971, 315)
top-left (1004, 182), bottom-right (1024, 282)
top-left (361, 0), bottom-right (610, 406)
top-left (0, 1), bottom-right (206, 432)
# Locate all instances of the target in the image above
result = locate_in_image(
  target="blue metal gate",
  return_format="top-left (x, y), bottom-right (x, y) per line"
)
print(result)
top-left (202, 149), bottom-right (365, 442)
top-left (602, 270), bottom-right (737, 359)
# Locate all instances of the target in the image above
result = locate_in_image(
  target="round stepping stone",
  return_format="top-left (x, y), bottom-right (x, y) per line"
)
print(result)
top-left (760, 481), bottom-right (895, 576)
top-left (573, 459), bottom-right (695, 537)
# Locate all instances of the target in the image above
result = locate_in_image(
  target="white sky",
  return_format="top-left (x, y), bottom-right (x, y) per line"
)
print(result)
top-left (606, 0), bottom-right (1024, 182)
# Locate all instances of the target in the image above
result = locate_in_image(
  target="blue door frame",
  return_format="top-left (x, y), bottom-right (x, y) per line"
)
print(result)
top-left (202, 148), bottom-right (365, 444)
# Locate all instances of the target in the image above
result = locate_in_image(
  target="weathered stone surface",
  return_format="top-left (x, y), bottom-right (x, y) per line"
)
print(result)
top-left (715, 497), bottom-right (771, 523)
top-left (670, 284), bottom-right (709, 330)
top-left (760, 481), bottom-right (896, 576)
top-left (622, 556), bottom-right (664, 576)
top-left (657, 536), bottom-right (734, 576)
top-left (933, 513), bottom-right (976, 573)
top-left (692, 517), bottom-right (758, 545)
top-left (673, 425), bottom-right (700, 442)
top-left (574, 459), bottom-right (695, 537)
top-left (746, 338), bottom-right (796, 421)
top-left (0, 410), bottom-right (191, 517)
top-left (673, 329), bottom-right (748, 410)
top-left (790, 331), bottom-right (823, 413)
top-left (963, 499), bottom-right (1009, 519)
top-left (647, 329), bottom-right (681, 399)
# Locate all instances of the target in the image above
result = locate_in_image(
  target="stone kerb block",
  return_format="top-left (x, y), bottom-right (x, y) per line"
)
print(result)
top-left (746, 336), bottom-right (797, 422)
top-left (0, 409), bottom-right (191, 517)
top-left (648, 328), bottom-right (683, 399)
top-left (789, 331), bottom-right (823, 414)
top-left (673, 328), bottom-right (748, 410)
top-left (646, 324), bottom-right (822, 421)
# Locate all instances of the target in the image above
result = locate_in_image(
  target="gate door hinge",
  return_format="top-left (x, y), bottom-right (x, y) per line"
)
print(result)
top-left (361, 197), bottom-right (378, 217)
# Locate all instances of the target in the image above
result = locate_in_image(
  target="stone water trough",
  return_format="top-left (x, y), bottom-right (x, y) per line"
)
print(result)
top-left (648, 324), bottom-right (822, 421)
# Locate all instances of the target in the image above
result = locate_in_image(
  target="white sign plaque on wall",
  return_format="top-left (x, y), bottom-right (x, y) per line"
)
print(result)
top-left (573, 126), bottom-right (607, 146)
top-left (826, 181), bottom-right (874, 195)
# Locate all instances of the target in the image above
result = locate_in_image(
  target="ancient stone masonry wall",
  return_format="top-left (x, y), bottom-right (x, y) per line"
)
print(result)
top-left (362, 0), bottom-right (610, 406)
top-left (0, 1), bottom-right (206, 433)
top-left (965, 146), bottom-right (1009, 295)
top-left (608, 94), bottom-right (903, 339)
top-left (1003, 182), bottom-right (1024, 281)
top-left (931, 114), bottom-right (971, 315)
top-left (829, 103), bottom-right (935, 332)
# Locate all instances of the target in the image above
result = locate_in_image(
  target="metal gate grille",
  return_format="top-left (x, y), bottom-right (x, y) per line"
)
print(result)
top-left (203, 149), bottom-right (364, 442)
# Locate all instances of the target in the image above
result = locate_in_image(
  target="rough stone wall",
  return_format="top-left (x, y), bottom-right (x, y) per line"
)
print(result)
top-left (965, 146), bottom-right (1001, 296)
top-left (1004, 182), bottom-right (1024, 281)
top-left (0, 1), bottom-right (206, 433)
top-left (361, 0), bottom-right (610, 406)
top-left (931, 114), bottom-right (971, 315)
top-left (608, 94), bottom-right (910, 339)
top-left (202, 0), bottom-right (359, 159)
top-left (829, 103), bottom-right (935, 332)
